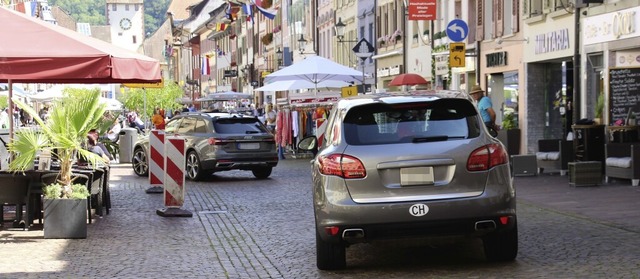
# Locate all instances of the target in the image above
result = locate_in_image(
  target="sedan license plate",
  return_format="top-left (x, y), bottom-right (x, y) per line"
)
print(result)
top-left (238, 142), bottom-right (260, 150)
top-left (400, 167), bottom-right (434, 186)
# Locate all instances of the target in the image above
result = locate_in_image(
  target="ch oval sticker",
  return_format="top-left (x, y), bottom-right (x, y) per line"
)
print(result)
top-left (409, 204), bottom-right (429, 217)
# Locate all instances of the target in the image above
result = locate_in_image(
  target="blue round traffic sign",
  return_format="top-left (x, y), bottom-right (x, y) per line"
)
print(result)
top-left (446, 19), bottom-right (469, 42)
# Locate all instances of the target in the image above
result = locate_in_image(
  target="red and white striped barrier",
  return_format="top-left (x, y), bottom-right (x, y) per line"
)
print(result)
top-left (148, 130), bottom-right (165, 189)
top-left (163, 136), bottom-right (186, 208)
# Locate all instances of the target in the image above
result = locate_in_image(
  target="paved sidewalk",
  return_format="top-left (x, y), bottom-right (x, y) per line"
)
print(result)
top-left (515, 172), bottom-right (640, 232)
top-left (0, 161), bottom-right (638, 277)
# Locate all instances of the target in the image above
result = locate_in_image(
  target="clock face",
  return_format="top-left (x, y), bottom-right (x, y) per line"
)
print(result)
top-left (119, 18), bottom-right (132, 30)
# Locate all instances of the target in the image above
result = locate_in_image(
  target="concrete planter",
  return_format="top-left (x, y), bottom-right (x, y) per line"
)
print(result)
top-left (43, 199), bottom-right (87, 239)
top-left (497, 129), bottom-right (521, 156)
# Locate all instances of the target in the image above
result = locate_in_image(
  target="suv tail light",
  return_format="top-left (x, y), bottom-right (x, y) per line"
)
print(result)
top-left (467, 143), bottom-right (508, 171)
top-left (318, 154), bottom-right (366, 179)
top-left (207, 138), bottom-right (231, 145)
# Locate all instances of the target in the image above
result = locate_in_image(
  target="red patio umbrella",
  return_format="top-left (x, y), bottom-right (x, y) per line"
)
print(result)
top-left (388, 73), bottom-right (429, 86)
top-left (0, 6), bottom-right (161, 138)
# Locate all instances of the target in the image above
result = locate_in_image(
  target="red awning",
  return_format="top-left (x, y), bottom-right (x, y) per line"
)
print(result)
top-left (0, 7), bottom-right (161, 84)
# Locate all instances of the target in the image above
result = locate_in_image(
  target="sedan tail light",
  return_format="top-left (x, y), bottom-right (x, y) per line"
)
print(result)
top-left (467, 143), bottom-right (508, 171)
top-left (318, 154), bottom-right (366, 179)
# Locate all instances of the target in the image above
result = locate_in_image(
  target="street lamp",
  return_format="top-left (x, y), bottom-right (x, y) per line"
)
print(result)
top-left (276, 47), bottom-right (283, 67)
top-left (334, 17), bottom-right (346, 42)
top-left (297, 34), bottom-right (307, 54)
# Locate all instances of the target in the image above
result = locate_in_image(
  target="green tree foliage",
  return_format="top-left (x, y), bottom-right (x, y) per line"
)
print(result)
top-left (48, 0), bottom-right (170, 35)
top-left (0, 96), bottom-right (8, 110)
top-left (120, 80), bottom-right (183, 120)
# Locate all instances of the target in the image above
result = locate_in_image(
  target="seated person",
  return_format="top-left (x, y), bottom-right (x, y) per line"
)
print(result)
top-left (88, 130), bottom-right (113, 162)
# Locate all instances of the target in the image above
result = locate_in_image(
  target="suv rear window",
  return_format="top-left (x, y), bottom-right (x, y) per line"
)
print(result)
top-left (343, 99), bottom-right (480, 145)
top-left (213, 118), bottom-right (269, 134)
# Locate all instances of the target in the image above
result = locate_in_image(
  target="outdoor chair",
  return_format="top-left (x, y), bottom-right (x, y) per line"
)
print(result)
top-left (605, 143), bottom-right (640, 186)
top-left (537, 139), bottom-right (572, 175)
top-left (0, 173), bottom-right (31, 230)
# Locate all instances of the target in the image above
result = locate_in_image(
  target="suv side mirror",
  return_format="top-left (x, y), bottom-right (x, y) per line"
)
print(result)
top-left (297, 136), bottom-right (318, 156)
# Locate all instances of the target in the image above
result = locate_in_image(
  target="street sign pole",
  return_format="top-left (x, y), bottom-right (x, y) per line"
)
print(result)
top-left (352, 38), bottom-right (375, 94)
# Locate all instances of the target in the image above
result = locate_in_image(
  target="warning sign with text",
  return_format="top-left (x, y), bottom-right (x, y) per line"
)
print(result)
top-left (408, 0), bottom-right (437, 21)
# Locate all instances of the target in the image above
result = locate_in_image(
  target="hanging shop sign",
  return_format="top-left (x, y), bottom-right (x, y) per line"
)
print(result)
top-left (583, 6), bottom-right (640, 45)
top-left (486, 51), bottom-right (508, 67)
top-left (534, 28), bottom-right (570, 55)
top-left (224, 70), bottom-right (238, 77)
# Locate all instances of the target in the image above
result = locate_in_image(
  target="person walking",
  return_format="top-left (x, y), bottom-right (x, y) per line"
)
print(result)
top-left (151, 107), bottom-right (166, 130)
top-left (469, 84), bottom-right (498, 136)
top-left (0, 108), bottom-right (9, 129)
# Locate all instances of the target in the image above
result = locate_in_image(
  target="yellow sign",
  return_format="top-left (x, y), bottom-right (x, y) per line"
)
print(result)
top-left (449, 43), bottom-right (466, 68)
top-left (261, 71), bottom-right (271, 78)
top-left (123, 80), bottom-right (164, 89)
top-left (341, 86), bottom-right (358, 98)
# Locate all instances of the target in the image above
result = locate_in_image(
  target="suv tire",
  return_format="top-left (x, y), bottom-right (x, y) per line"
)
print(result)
top-left (483, 221), bottom-right (518, 262)
top-left (132, 147), bottom-right (148, 176)
top-left (186, 151), bottom-right (204, 181)
top-left (316, 230), bottom-right (346, 270)
top-left (251, 167), bottom-right (272, 179)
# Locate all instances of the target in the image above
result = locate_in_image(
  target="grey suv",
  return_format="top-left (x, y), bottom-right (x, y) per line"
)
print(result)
top-left (132, 112), bottom-right (278, 180)
top-left (298, 91), bottom-right (517, 270)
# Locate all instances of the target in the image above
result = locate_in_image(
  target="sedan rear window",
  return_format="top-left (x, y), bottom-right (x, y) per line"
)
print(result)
top-left (214, 118), bottom-right (269, 134)
top-left (343, 99), bottom-right (480, 145)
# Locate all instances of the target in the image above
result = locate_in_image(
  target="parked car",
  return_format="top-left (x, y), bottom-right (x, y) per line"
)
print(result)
top-left (298, 91), bottom-right (517, 270)
top-left (131, 112), bottom-right (278, 180)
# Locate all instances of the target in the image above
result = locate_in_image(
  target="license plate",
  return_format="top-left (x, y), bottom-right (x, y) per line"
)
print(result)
top-left (400, 167), bottom-right (434, 186)
top-left (238, 142), bottom-right (260, 150)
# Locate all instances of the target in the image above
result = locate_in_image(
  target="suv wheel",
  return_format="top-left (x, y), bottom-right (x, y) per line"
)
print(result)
top-left (251, 167), bottom-right (272, 179)
top-left (132, 147), bottom-right (148, 176)
top-left (483, 221), bottom-right (518, 262)
top-left (186, 151), bottom-right (204, 181)
top-left (316, 230), bottom-right (346, 270)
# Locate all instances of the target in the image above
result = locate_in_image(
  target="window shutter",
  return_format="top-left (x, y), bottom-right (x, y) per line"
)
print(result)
top-left (496, 0), bottom-right (503, 37)
top-left (512, 0), bottom-right (520, 33)
top-left (476, 0), bottom-right (484, 41)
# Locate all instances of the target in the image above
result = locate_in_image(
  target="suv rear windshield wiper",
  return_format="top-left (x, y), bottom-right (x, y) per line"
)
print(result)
top-left (411, 135), bottom-right (466, 143)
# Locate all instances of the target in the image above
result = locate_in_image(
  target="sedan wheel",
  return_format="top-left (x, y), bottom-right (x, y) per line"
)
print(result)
top-left (185, 151), bottom-right (203, 181)
top-left (132, 147), bottom-right (148, 176)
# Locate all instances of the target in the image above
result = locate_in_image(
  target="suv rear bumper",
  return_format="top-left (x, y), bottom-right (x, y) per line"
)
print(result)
top-left (318, 215), bottom-right (517, 244)
top-left (315, 178), bottom-right (516, 243)
top-left (202, 158), bottom-right (279, 171)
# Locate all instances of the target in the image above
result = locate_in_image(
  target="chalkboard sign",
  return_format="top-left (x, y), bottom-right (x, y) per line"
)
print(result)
top-left (609, 68), bottom-right (640, 125)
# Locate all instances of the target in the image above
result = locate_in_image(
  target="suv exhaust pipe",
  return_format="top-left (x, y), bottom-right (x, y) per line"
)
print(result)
top-left (342, 228), bottom-right (365, 240)
top-left (475, 220), bottom-right (496, 231)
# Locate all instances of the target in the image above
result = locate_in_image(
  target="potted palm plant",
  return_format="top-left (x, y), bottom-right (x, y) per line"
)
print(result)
top-left (7, 89), bottom-right (107, 238)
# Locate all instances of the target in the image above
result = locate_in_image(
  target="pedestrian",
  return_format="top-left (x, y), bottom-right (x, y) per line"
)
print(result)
top-left (265, 103), bottom-right (277, 133)
top-left (151, 107), bottom-right (166, 130)
top-left (127, 109), bottom-right (145, 133)
top-left (469, 84), bottom-right (498, 135)
top-left (0, 108), bottom-right (9, 129)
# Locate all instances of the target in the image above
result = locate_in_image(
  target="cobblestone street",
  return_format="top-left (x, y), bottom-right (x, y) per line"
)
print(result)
top-left (1, 159), bottom-right (639, 278)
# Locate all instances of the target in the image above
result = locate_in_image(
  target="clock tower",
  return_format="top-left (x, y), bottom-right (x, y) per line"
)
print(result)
top-left (106, 0), bottom-right (144, 52)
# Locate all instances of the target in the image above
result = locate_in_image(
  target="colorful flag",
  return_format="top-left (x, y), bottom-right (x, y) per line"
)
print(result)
top-left (252, 0), bottom-right (276, 20)
top-left (201, 56), bottom-right (210, 75)
top-left (216, 23), bottom-right (227, 31)
top-left (243, 3), bottom-right (253, 23)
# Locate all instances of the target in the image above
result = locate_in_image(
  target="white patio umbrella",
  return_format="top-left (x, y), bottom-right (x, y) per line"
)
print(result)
top-left (254, 79), bottom-right (351, 92)
top-left (264, 56), bottom-right (364, 94)
top-left (99, 97), bottom-right (123, 111)
top-left (197, 91), bottom-right (252, 101)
